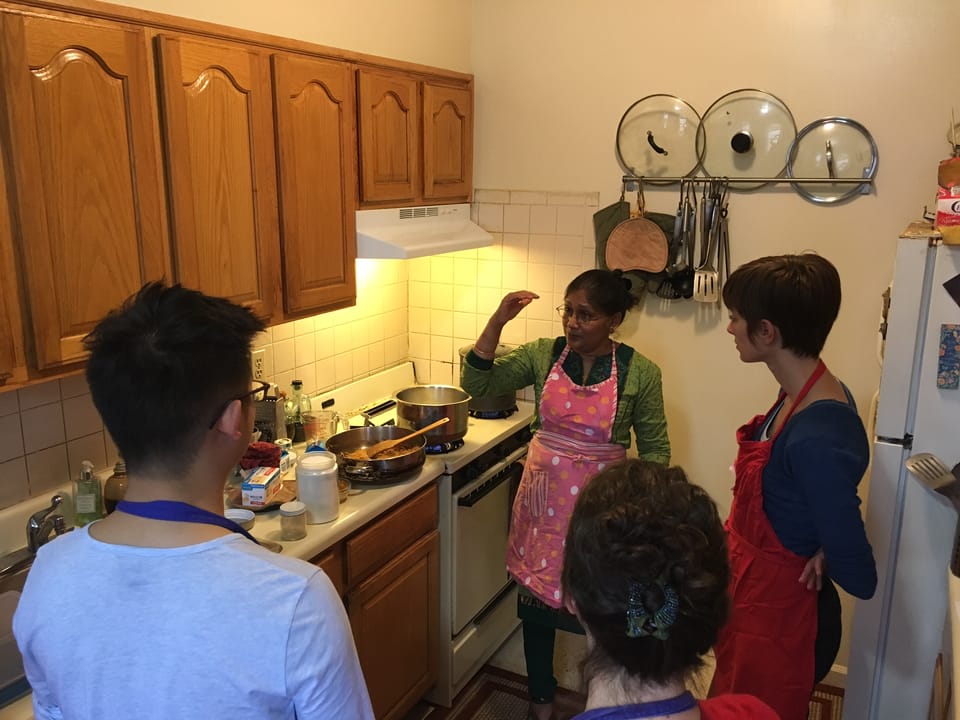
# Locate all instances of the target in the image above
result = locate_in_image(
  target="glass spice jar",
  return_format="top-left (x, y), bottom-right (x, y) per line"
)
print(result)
top-left (279, 500), bottom-right (307, 541)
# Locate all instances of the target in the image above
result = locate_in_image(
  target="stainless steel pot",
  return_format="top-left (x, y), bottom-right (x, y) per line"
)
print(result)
top-left (394, 385), bottom-right (470, 443)
top-left (458, 344), bottom-right (518, 413)
top-left (324, 426), bottom-right (425, 482)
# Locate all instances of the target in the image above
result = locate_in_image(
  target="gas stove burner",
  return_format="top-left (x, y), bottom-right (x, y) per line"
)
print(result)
top-left (424, 439), bottom-right (465, 455)
top-left (468, 406), bottom-right (518, 420)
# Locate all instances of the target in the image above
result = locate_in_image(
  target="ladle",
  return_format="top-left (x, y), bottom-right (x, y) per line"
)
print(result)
top-left (345, 417), bottom-right (451, 460)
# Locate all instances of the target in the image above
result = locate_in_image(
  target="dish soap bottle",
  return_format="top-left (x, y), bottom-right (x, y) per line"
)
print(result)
top-left (74, 459), bottom-right (103, 526)
top-left (103, 460), bottom-right (128, 515)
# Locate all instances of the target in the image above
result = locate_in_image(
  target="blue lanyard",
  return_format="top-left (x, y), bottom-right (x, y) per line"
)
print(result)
top-left (574, 692), bottom-right (696, 719)
top-left (116, 500), bottom-right (260, 546)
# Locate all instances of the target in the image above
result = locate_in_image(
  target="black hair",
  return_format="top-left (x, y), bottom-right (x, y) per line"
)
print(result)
top-left (565, 269), bottom-right (639, 319)
top-left (721, 253), bottom-right (841, 357)
top-left (561, 460), bottom-right (729, 687)
top-left (83, 282), bottom-right (266, 477)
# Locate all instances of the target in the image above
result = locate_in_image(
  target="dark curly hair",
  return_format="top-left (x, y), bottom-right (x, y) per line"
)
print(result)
top-left (721, 253), bottom-right (841, 358)
top-left (565, 269), bottom-right (639, 319)
top-left (561, 460), bottom-right (729, 686)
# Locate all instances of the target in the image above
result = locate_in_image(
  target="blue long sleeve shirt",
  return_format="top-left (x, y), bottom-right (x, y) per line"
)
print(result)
top-left (760, 397), bottom-right (877, 600)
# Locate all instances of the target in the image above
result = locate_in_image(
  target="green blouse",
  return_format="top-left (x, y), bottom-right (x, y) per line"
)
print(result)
top-left (461, 337), bottom-right (670, 463)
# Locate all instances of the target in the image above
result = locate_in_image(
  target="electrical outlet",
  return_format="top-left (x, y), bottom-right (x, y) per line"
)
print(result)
top-left (251, 348), bottom-right (267, 380)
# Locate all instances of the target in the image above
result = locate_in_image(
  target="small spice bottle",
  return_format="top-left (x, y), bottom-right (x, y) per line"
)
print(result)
top-left (279, 500), bottom-right (307, 541)
top-left (103, 460), bottom-right (128, 515)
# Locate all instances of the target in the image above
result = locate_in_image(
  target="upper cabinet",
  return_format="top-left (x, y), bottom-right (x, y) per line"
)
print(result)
top-left (0, 10), bottom-right (170, 370)
top-left (272, 53), bottom-right (357, 315)
top-left (357, 68), bottom-right (472, 207)
top-left (422, 82), bottom-right (472, 202)
top-left (156, 34), bottom-right (281, 322)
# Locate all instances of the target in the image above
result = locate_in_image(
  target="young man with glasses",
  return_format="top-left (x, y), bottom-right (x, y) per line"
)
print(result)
top-left (14, 282), bottom-right (374, 720)
top-left (461, 268), bottom-right (671, 720)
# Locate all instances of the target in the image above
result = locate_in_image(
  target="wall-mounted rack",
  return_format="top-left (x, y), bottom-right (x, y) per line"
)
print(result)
top-left (621, 174), bottom-right (873, 186)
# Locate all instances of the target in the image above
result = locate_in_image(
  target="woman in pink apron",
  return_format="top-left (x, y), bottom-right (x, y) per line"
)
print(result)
top-left (462, 269), bottom-right (671, 720)
top-left (709, 254), bottom-right (876, 720)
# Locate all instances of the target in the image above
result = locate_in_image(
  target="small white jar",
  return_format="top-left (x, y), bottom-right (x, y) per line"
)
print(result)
top-left (279, 500), bottom-right (307, 541)
top-left (296, 451), bottom-right (339, 524)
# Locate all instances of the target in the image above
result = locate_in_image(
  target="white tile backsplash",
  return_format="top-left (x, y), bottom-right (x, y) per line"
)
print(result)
top-left (62, 393), bottom-right (103, 441)
top-left (21, 403), bottom-right (65, 454)
top-left (18, 382), bottom-right (60, 410)
top-left (0, 415), bottom-right (23, 464)
top-left (0, 391), bottom-right (18, 417)
top-left (26, 445), bottom-right (69, 496)
top-left (0, 458), bottom-right (29, 510)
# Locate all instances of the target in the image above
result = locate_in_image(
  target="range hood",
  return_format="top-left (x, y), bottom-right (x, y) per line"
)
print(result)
top-left (355, 203), bottom-right (492, 259)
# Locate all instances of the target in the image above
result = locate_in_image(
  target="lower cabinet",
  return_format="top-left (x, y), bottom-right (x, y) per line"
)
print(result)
top-left (311, 483), bottom-right (440, 720)
top-left (349, 529), bottom-right (440, 720)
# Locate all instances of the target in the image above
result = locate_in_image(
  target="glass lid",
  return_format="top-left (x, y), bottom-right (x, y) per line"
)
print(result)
top-left (616, 94), bottom-right (701, 183)
top-left (696, 88), bottom-right (797, 190)
top-left (786, 117), bottom-right (878, 204)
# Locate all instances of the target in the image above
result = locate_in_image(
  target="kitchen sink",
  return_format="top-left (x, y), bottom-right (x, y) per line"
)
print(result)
top-left (0, 549), bottom-right (32, 708)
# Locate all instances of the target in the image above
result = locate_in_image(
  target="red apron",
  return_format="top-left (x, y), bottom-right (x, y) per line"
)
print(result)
top-left (709, 360), bottom-right (826, 720)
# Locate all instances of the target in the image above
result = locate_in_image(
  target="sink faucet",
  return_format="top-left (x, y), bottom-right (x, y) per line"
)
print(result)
top-left (27, 494), bottom-right (70, 553)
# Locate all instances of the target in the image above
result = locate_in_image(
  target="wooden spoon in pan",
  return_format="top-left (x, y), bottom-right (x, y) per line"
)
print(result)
top-left (344, 417), bottom-right (451, 461)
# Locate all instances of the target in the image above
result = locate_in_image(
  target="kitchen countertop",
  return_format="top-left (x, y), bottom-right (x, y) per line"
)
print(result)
top-left (0, 457), bottom-right (446, 720)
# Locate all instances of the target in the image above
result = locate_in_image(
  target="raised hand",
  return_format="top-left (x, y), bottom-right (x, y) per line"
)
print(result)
top-left (492, 290), bottom-right (539, 325)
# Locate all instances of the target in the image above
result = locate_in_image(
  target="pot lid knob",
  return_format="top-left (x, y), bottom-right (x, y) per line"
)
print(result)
top-left (731, 131), bottom-right (754, 154)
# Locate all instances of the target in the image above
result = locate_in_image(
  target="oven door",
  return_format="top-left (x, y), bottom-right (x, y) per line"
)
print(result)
top-left (451, 446), bottom-right (525, 636)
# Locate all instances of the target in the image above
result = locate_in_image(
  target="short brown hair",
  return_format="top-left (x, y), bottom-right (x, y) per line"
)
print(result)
top-left (722, 253), bottom-right (841, 357)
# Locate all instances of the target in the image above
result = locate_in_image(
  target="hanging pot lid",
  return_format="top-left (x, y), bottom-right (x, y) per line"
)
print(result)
top-left (616, 94), bottom-right (701, 182)
top-left (786, 117), bottom-right (878, 204)
top-left (696, 88), bottom-right (797, 190)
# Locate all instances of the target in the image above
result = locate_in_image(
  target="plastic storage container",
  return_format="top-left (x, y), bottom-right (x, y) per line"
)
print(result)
top-left (296, 452), bottom-right (339, 524)
top-left (279, 500), bottom-right (307, 541)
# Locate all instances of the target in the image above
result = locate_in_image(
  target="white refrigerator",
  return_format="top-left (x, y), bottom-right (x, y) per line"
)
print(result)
top-left (844, 223), bottom-right (960, 719)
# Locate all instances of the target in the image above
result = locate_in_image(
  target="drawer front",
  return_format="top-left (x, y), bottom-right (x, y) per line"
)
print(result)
top-left (346, 483), bottom-right (438, 587)
top-left (312, 545), bottom-right (344, 598)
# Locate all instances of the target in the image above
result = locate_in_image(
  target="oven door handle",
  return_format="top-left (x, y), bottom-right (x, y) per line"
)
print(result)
top-left (457, 460), bottom-right (522, 508)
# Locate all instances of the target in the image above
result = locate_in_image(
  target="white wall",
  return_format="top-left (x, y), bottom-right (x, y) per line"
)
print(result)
top-left (469, 0), bottom-right (960, 670)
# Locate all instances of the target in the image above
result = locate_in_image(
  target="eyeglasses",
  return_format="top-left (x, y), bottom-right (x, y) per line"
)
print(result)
top-left (556, 304), bottom-right (604, 325)
top-left (208, 380), bottom-right (271, 429)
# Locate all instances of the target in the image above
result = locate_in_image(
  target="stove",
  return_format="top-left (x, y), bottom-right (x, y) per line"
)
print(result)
top-left (315, 363), bottom-right (534, 705)
top-left (468, 406), bottom-right (519, 420)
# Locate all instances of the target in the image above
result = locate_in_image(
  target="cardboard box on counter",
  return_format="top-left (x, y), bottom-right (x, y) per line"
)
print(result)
top-left (241, 466), bottom-right (281, 507)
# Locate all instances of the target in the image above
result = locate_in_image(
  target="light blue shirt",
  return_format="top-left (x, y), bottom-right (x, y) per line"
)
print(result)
top-left (14, 526), bottom-right (374, 720)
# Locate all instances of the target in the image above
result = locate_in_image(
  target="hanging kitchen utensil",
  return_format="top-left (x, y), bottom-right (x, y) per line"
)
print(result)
top-left (696, 89), bottom-right (797, 190)
top-left (786, 117), bottom-right (879, 204)
top-left (905, 452), bottom-right (960, 510)
top-left (593, 185), bottom-right (631, 269)
top-left (693, 180), bottom-right (727, 303)
top-left (605, 184), bottom-right (669, 274)
top-left (616, 94), bottom-right (702, 183)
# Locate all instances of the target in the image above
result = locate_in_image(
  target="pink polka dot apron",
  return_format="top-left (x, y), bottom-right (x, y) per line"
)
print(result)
top-left (507, 343), bottom-right (627, 607)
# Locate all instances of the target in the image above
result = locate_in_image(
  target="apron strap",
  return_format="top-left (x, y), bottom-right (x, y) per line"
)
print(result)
top-left (770, 359), bottom-right (827, 442)
top-left (116, 500), bottom-right (260, 545)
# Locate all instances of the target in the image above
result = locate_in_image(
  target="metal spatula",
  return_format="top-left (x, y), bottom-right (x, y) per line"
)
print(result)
top-left (905, 452), bottom-right (960, 510)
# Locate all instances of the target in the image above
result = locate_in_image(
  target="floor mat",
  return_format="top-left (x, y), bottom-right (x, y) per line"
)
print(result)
top-left (404, 666), bottom-right (845, 720)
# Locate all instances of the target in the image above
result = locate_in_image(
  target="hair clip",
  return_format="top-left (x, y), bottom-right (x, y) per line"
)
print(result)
top-left (625, 576), bottom-right (679, 641)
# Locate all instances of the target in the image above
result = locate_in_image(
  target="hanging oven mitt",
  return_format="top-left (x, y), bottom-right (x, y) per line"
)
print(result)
top-left (593, 187), bottom-right (631, 269)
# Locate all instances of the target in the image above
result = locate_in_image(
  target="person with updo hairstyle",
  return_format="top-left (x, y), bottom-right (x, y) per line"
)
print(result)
top-left (462, 269), bottom-right (671, 720)
top-left (561, 459), bottom-right (779, 720)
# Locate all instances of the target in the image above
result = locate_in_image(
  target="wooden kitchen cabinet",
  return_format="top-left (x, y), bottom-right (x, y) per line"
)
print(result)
top-left (422, 82), bottom-right (472, 201)
top-left (156, 34), bottom-right (281, 321)
top-left (272, 53), bottom-right (357, 315)
top-left (357, 68), bottom-right (472, 207)
top-left (307, 483), bottom-right (439, 720)
top-left (349, 529), bottom-right (440, 720)
top-left (0, 9), bottom-right (171, 370)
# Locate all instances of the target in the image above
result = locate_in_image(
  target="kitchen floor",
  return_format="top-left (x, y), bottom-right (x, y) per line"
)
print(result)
top-left (487, 628), bottom-right (718, 698)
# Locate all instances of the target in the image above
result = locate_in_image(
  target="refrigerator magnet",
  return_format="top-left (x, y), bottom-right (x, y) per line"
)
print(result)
top-left (944, 273), bottom-right (960, 310)
top-left (938, 324), bottom-right (960, 389)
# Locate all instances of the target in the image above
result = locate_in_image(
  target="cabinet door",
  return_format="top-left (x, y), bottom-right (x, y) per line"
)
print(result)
top-left (422, 82), bottom-right (472, 201)
top-left (348, 529), bottom-right (439, 720)
top-left (357, 69), bottom-right (419, 205)
top-left (272, 54), bottom-right (356, 315)
top-left (0, 11), bottom-right (170, 369)
top-left (156, 35), bottom-right (280, 321)
top-left (0, 161), bottom-right (20, 385)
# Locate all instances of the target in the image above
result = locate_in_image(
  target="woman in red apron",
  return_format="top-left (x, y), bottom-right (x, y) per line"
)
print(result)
top-left (462, 269), bottom-right (671, 720)
top-left (709, 255), bottom-right (876, 720)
